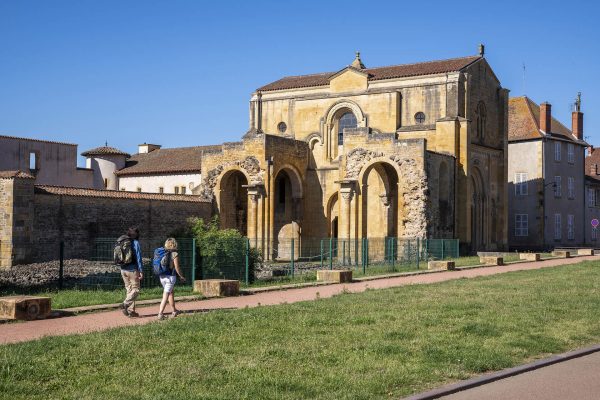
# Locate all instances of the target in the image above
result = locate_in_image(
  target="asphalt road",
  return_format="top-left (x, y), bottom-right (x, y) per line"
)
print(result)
top-left (440, 351), bottom-right (600, 400)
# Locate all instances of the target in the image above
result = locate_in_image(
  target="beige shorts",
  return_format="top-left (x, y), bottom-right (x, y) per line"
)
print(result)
top-left (159, 275), bottom-right (176, 293)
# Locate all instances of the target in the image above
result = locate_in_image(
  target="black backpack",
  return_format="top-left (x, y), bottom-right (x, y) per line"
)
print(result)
top-left (114, 235), bottom-right (135, 265)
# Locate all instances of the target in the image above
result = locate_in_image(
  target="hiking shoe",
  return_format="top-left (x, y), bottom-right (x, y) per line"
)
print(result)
top-left (120, 303), bottom-right (129, 317)
top-left (128, 311), bottom-right (139, 318)
top-left (157, 314), bottom-right (167, 321)
top-left (171, 310), bottom-right (181, 318)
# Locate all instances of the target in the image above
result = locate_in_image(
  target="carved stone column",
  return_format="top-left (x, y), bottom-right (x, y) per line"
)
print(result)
top-left (244, 184), bottom-right (263, 246)
top-left (337, 180), bottom-right (356, 240)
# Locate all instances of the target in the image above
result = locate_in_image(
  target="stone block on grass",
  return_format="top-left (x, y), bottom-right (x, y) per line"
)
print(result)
top-left (0, 296), bottom-right (51, 320)
top-left (480, 256), bottom-right (504, 266)
top-left (316, 270), bottom-right (352, 283)
top-left (519, 253), bottom-right (541, 261)
top-left (577, 249), bottom-right (595, 256)
top-left (427, 260), bottom-right (456, 270)
top-left (552, 250), bottom-right (571, 258)
top-left (193, 279), bottom-right (240, 298)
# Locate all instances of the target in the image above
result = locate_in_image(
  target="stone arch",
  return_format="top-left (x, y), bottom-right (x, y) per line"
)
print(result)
top-left (218, 168), bottom-right (250, 235)
top-left (273, 165), bottom-right (303, 260)
top-left (324, 100), bottom-right (366, 127)
top-left (326, 192), bottom-right (339, 238)
top-left (359, 160), bottom-right (399, 239)
top-left (324, 100), bottom-right (366, 160)
top-left (348, 149), bottom-right (428, 238)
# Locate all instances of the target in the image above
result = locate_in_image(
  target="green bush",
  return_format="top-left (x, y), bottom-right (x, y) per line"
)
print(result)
top-left (184, 217), bottom-right (261, 283)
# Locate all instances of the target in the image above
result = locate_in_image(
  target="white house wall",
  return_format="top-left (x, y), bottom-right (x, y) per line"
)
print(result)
top-left (118, 173), bottom-right (202, 194)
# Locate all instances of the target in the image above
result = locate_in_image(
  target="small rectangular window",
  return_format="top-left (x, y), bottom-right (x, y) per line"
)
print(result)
top-left (568, 143), bottom-right (575, 163)
top-left (29, 152), bottom-right (37, 170)
top-left (174, 187), bottom-right (180, 194)
top-left (515, 214), bottom-right (529, 237)
top-left (568, 177), bottom-right (575, 199)
top-left (103, 178), bottom-right (108, 189)
top-left (120, 188), bottom-right (126, 191)
top-left (136, 187), bottom-right (142, 193)
top-left (181, 186), bottom-right (187, 195)
top-left (555, 142), bottom-right (561, 162)
top-left (554, 214), bottom-right (562, 240)
top-left (567, 214), bottom-right (575, 240)
top-left (554, 176), bottom-right (562, 197)
top-left (514, 173), bottom-right (528, 196)
top-left (159, 187), bottom-right (164, 194)
top-left (588, 188), bottom-right (596, 207)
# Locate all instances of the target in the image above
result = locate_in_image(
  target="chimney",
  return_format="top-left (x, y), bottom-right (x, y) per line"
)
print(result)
top-left (572, 92), bottom-right (583, 140)
top-left (540, 102), bottom-right (551, 134)
top-left (138, 143), bottom-right (161, 154)
top-left (588, 145), bottom-right (595, 156)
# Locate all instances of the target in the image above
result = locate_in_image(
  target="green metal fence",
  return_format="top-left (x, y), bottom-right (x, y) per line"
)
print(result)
top-left (66, 237), bottom-right (198, 291)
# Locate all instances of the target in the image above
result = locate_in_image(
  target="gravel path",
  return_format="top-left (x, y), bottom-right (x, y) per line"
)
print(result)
top-left (0, 255), bottom-right (597, 345)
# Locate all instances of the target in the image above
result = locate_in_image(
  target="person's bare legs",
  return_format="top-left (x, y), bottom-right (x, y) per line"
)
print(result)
top-left (158, 291), bottom-right (169, 317)
top-left (168, 292), bottom-right (177, 313)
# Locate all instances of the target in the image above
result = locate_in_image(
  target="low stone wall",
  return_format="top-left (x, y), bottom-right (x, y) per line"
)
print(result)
top-left (1, 176), bottom-right (212, 267)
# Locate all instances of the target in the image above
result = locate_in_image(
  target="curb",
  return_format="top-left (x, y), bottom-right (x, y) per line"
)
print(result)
top-left (402, 343), bottom-right (600, 400)
top-left (35, 255), bottom-right (596, 317)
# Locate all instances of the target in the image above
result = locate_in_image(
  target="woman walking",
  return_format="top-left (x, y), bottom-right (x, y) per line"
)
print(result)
top-left (157, 238), bottom-right (186, 320)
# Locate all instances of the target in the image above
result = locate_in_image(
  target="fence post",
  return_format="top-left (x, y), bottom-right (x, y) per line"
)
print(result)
top-left (363, 238), bottom-right (368, 274)
top-left (355, 238), bottom-right (358, 267)
top-left (416, 238), bottom-right (420, 269)
top-left (391, 238), bottom-right (396, 271)
top-left (441, 239), bottom-right (445, 260)
top-left (191, 238), bottom-right (196, 284)
top-left (245, 238), bottom-right (250, 285)
top-left (59, 241), bottom-right (64, 290)
top-left (425, 239), bottom-right (429, 263)
top-left (290, 239), bottom-right (295, 277)
top-left (320, 239), bottom-right (324, 269)
top-left (329, 238), bottom-right (333, 270)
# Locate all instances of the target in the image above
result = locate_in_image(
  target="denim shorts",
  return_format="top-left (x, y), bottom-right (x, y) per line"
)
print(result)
top-left (159, 275), bottom-right (176, 293)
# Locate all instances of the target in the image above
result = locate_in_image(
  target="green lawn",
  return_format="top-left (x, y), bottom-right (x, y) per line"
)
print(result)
top-left (2, 261), bottom-right (600, 399)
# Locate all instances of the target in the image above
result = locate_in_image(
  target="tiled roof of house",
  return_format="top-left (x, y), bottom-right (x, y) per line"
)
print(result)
top-left (81, 146), bottom-right (130, 157)
top-left (0, 134), bottom-right (77, 146)
top-left (257, 55), bottom-right (482, 92)
top-left (585, 148), bottom-right (600, 179)
top-left (508, 96), bottom-right (585, 144)
top-left (0, 170), bottom-right (36, 179)
top-left (34, 185), bottom-right (209, 202)
top-left (115, 145), bottom-right (221, 176)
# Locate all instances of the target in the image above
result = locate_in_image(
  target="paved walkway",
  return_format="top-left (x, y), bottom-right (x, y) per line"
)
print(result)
top-left (1, 255), bottom-right (598, 345)
top-left (438, 351), bottom-right (600, 400)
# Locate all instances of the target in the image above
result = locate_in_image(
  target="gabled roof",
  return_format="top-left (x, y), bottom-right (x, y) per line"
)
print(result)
top-left (115, 145), bottom-right (221, 176)
top-left (0, 170), bottom-right (36, 179)
top-left (81, 146), bottom-right (130, 157)
top-left (257, 55), bottom-right (482, 92)
top-left (508, 96), bottom-right (585, 144)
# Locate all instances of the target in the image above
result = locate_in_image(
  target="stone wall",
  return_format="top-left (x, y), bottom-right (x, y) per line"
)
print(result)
top-left (1, 179), bottom-right (212, 267)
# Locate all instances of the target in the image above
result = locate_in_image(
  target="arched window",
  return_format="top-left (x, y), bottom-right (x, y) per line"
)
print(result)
top-left (338, 112), bottom-right (357, 145)
top-left (476, 102), bottom-right (486, 139)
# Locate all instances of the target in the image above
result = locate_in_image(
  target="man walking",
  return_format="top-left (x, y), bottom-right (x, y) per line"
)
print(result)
top-left (116, 227), bottom-right (144, 317)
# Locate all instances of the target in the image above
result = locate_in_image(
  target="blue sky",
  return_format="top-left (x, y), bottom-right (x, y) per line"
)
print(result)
top-left (1, 0), bottom-right (598, 165)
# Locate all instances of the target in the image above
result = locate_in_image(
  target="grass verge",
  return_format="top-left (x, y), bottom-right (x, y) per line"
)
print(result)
top-left (1, 261), bottom-right (600, 399)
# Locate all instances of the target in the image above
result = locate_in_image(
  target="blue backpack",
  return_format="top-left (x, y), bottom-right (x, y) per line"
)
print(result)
top-left (152, 247), bottom-right (172, 276)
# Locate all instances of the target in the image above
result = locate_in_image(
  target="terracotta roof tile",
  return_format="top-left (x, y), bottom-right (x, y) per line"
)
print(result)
top-left (115, 145), bottom-right (221, 176)
top-left (508, 96), bottom-right (585, 144)
top-left (257, 56), bottom-right (481, 92)
top-left (585, 148), bottom-right (600, 178)
top-left (81, 146), bottom-right (130, 157)
top-left (0, 170), bottom-right (36, 179)
top-left (0, 134), bottom-right (77, 146)
top-left (34, 185), bottom-right (209, 202)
